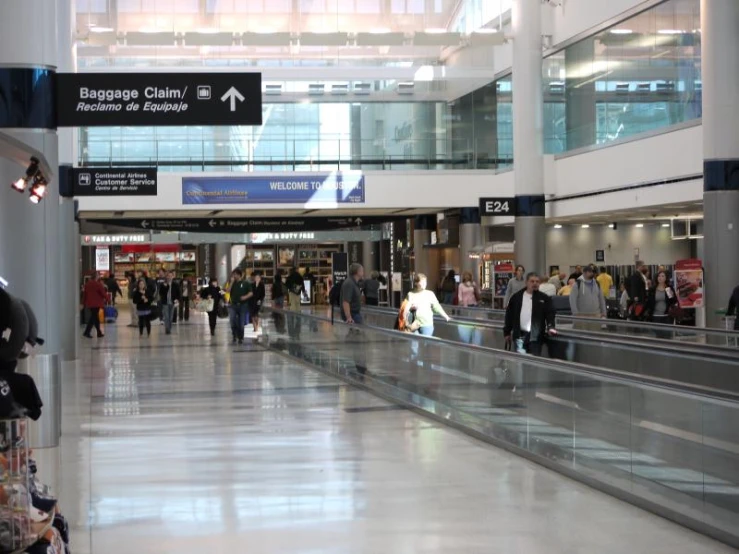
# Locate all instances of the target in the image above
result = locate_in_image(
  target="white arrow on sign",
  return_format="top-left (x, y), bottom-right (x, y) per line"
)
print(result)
top-left (208, 219), bottom-right (217, 228)
top-left (354, 218), bottom-right (363, 225)
top-left (221, 87), bottom-right (245, 112)
top-left (141, 220), bottom-right (149, 229)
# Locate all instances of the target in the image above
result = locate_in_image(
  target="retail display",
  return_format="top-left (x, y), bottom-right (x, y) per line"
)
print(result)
top-left (105, 246), bottom-right (197, 278)
top-left (0, 287), bottom-right (71, 554)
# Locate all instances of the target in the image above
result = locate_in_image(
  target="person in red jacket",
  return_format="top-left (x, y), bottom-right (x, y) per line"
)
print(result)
top-left (83, 273), bottom-right (107, 339)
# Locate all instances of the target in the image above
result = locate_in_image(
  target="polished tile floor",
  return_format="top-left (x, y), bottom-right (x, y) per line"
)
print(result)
top-left (56, 311), bottom-right (736, 553)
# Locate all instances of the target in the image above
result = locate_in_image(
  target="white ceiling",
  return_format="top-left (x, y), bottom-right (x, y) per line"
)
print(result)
top-left (547, 200), bottom-right (703, 225)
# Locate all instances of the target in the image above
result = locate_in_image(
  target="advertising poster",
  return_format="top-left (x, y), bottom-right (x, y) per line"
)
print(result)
top-left (95, 247), bottom-right (110, 272)
top-left (493, 262), bottom-right (515, 298)
top-left (674, 259), bottom-right (704, 308)
top-left (279, 247), bottom-right (295, 266)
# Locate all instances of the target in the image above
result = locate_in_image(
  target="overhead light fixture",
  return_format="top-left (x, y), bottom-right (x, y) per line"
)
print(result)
top-left (11, 177), bottom-right (26, 193)
top-left (10, 157), bottom-right (41, 195)
top-left (636, 223), bottom-right (644, 228)
top-left (397, 82), bottom-right (415, 95)
top-left (554, 224), bottom-right (563, 229)
top-left (354, 82), bottom-right (372, 95)
top-left (610, 29), bottom-right (633, 35)
top-left (662, 223), bottom-right (670, 228)
top-left (608, 223), bottom-right (615, 229)
top-left (658, 29), bottom-right (684, 35)
top-left (308, 83), bottom-right (325, 95)
top-left (331, 83), bottom-right (349, 96)
top-left (581, 224), bottom-right (590, 229)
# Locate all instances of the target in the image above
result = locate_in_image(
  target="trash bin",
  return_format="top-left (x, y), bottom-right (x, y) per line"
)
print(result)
top-left (17, 353), bottom-right (60, 448)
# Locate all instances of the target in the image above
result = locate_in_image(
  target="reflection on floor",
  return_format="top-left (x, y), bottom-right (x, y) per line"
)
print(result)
top-left (57, 314), bottom-right (735, 553)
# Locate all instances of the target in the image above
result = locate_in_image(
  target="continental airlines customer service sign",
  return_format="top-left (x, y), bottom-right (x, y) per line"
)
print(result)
top-left (56, 73), bottom-right (262, 126)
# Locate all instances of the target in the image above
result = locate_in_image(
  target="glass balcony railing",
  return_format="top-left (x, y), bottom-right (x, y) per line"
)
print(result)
top-left (78, 136), bottom-right (513, 171)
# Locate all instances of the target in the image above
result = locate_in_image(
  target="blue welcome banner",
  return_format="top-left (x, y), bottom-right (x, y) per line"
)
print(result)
top-left (182, 172), bottom-right (365, 205)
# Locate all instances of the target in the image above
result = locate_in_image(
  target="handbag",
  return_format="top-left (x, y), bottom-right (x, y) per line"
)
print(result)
top-left (196, 298), bottom-right (214, 313)
top-left (216, 301), bottom-right (229, 319)
top-left (668, 304), bottom-right (685, 322)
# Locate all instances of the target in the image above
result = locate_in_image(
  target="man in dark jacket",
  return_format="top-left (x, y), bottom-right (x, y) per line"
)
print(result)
top-left (727, 284), bottom-right (739, 330)
top-left (285, 267), bottom-right (306, 311)
top-left (503, 272), bottom-right (557, 356)
top-left (626, 260), bottom-right (649, 319)
top-left (158, 271), bottom-right (181, 335)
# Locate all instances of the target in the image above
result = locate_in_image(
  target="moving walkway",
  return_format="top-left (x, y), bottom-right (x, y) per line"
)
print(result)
top-left (358, 306), bottom-right (739, 393)
top-left (264, 307), bottom-right (739, 549)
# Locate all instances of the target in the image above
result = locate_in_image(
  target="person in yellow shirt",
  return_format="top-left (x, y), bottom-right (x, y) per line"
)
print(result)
top-left (558, 277), bottom-right (576, 296)
top-left (596, 266), bottom-right (613, 298)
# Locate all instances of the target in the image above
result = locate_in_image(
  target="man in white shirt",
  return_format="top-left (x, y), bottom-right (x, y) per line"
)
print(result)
top-left (503, 272), bottom-right (558, 356)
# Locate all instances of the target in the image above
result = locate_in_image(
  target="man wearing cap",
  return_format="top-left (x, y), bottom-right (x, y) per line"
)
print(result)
top-left (569, 264), bottom-right (607, 320)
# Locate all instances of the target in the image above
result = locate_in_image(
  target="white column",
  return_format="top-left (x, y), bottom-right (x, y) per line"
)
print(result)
top-left (58, 0), bottom-right (79, 361)
top-left (701, 0), bottom-right (739, 327)
top-left (0, 0), bottom-right (61, 454)
top-left (512, 0), bottom-right (546, 276)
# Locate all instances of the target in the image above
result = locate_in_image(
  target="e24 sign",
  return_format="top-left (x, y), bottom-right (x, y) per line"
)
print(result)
top-left (480, 197), bottom-right (516, 216)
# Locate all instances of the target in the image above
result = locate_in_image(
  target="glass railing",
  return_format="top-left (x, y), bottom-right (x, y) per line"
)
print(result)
top-left (358, 306), bottom-right (739, 393)
top-left (555, 315), bottom-right (739, 348)
top-left (370, 305), bottom-right (738, 349)
top-left (264, 307), bottom-right (739, 548)
top-left (78, 136), bottom-right (513, 171)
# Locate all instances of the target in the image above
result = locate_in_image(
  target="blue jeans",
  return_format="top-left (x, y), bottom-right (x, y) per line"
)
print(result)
top-left (411, 325), bottom-right (434, 358)
top-left (457, 324), bottom-right (482, 345)
top-left (442, 292), bottom-right (454, 305)
top-left (342, 312), bottom-right (363, 324)
top-left (229, 304), bottom-right (248, 340)
top-left (162, 304), bottom-right (175, 333)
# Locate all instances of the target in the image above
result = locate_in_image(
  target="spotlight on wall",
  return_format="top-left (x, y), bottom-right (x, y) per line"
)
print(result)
top-left (635, 223), bottom-right (644, 228)
top-left (11, 177), bottom-right (26, 193)
top-left (10, 157), bottom-right (44, 199)
top-left (29, 175), bottom-right (48, 204)
top-left (609, 222), bottom-right (618, 229)
top-left (554, 224), bottom-right (563, 229)
top-left (581, 224), bottom-right (590, 229)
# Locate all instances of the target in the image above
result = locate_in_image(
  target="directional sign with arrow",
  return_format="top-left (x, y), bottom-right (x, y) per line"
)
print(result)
top-left (57, 73), bottom-right (262, 127)
top-left (221, 87), bottom-right (245, 112)
top-left (86, 216), bottom-right (405, 234)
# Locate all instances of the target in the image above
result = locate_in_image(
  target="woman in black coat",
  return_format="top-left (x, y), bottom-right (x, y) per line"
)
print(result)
top-left (646, 270), bottom-right (678, 325)
top-left (249, 271), bottom-right (266, 335)
top-left (199, 278), bottom-right (223, 337)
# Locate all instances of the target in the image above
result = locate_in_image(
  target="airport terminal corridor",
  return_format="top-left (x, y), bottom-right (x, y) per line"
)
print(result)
top-left (58, 316), bottom-right (734, 554)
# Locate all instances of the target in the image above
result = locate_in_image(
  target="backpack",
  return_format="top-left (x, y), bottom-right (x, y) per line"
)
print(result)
top-left (329, 280), bottom-right (343, 307)
top-left (394, 299), bottom-right (419, 332)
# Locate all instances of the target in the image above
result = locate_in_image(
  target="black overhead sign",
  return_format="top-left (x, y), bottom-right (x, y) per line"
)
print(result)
top-left (72, 168), bottom-right (157, 196)
top-left (86, 216), bottom-right (398, 233)
top-left (56, 73), bottom-right (262, 127)
top-left (479, 197), bottom-right (516, 216)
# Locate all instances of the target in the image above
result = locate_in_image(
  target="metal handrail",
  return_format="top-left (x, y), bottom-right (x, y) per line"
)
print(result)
top-left (270, 307), bottom-right (739, 405)
top-left (360, 305), bottom-right (739, 358)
